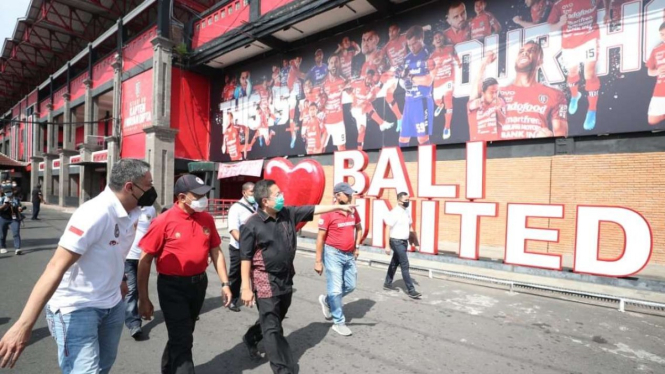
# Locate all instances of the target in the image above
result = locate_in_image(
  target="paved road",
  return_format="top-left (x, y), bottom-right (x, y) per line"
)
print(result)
top-left (1, 208), bottom-right (664, 373)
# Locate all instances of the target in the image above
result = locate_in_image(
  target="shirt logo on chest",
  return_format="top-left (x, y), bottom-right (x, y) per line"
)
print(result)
top-left (203, 227), bottom-right (210, 236)
top-left (109, 240), bottom-right (119, 246)
top-left (114, 224), bottom-right (120, 238)
top-left (175, 232), bottom-right (181, 239)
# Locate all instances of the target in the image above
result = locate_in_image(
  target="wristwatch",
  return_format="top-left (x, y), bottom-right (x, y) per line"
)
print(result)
top-left (221, 282), bottom-right (230, 288)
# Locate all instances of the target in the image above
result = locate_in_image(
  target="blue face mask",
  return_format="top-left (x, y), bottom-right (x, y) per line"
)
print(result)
top-left (246, 195), bottom-right (256, 205)
top-left (273, 194), bottom-right (285, 212)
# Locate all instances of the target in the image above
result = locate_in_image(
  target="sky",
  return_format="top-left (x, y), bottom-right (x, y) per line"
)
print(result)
top-left (0, 0), bottom-right (32, 45)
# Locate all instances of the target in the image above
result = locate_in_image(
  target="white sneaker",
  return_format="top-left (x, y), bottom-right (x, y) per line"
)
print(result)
top-left (332, 323), bottom-right (352, 336)
top-left (15, 249), bottom-right (22, 255)
top-left (0, 248), bottom-right (6, 254)
top-left (443, 128), bottom-right (451, 140)
top-left (318, 295), bottom-right (332, 320)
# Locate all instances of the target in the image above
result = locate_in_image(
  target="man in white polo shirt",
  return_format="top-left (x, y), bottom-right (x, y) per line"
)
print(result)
top-left (0, 159), bottom-right (156, 373)
top-left (226, 182), bottom-right (257, 312)
top-left (383, 192), bottom-right (422, 299)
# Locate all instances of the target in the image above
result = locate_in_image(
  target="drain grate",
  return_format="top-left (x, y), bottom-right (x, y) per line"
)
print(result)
top-left (359, 257), bottom-right (665, 315)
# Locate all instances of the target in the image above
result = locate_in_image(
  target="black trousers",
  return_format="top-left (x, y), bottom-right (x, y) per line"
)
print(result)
top-left (244, 292), bottom-right (296, 374)
top-left (228, 245), bottom-right (241, 304)
top-left (157, 273), bottom-right (208, 374)
top-left (31, 201), bottom-right (40, 219)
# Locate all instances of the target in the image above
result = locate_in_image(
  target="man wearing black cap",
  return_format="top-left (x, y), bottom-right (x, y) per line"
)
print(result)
top-left (137, 174), bottom-right (232, 374)
top-left (314, 182), bottom-right (362, 336)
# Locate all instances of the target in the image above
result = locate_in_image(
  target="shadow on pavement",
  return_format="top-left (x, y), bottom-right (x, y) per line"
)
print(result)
top-left (195, 322), bottom-right (329, 374)
top-left (195, 298), bottom-right (376, 373)
top-left (0, 317), bottom-right (9, 326)
top-left (27, 326), bottom-right (51, 347)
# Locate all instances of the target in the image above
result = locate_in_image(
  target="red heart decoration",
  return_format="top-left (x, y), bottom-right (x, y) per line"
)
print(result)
top-left (264, 158), bottom-right (326, 230)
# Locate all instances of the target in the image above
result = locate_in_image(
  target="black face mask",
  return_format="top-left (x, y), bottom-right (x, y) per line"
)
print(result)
top-left (133, 185), bottom-right (158, 207)
top-left (401, 201), bottom-right (410, 208)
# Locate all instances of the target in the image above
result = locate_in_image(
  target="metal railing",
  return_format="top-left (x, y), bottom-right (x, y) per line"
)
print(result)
top-left (208, 198), bottom-right (236, 218)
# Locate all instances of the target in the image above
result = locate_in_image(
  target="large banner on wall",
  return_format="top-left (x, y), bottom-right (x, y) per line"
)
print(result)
top-left (210, 0), bottom-right (665, 162)
top-left (122, 69), bottom-right (153, 136)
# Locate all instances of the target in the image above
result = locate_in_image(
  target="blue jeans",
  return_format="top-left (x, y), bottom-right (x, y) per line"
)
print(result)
top-left (385, 239), bottom-right (416, 293)
top-left (0, 217), bottom-right (20, 249)
top-left (323, 245), bottom-right (357, 325)
top-left (45, 301), bottom-right (125, 374)
top-left (124, 260), bottom-right (141, 330)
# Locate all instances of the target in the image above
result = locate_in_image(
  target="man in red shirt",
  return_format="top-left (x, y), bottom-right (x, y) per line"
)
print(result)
top-left (301, 102), bottom-right (326, 155)
top-left (444, 1), bottom-right (471, 45)
top-left (322, 55), bottom-right (349, 151)
top-left (548, 0), bottom-right (609, 131)
top-left (430, 30), bottom-right (461, 140)
top-left (348, 69), bottom-right (393, 150)
top-left (468, 52), bottom-right (504, 141)
top-left (222, 112), bottom-right (243, 161)
top-left (647, 22), bottom-right (665, 126)
top-left (335, 37), bottom-right (361, 79)
top-left (361, 29), bottom-right (404, 130)
top-left (499, 41), bottom-right (568, 139)
top-left (137, 174), bottom-right (232, 374)
top-left (314, 183), bottom-right (362, 336)
top-left (469, 0), bottom-right (501, 40)
top-left (513, 0), bottom-right (553, 27)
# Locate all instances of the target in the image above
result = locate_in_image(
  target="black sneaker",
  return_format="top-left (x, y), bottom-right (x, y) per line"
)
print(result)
top-left (130, 326), bottom-right (143, 340)
top-left (228, 303), bottom-right (241, 312)
top-left (407, 290), bottom-right (422, 299)
top-left (242, 335), bottom-right (262, 361)
top-left (383, 283), bottom-right (397, 291)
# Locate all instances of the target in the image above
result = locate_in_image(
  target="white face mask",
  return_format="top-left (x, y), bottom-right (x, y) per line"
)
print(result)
top-left (187, 196), bottom-right (208, 213)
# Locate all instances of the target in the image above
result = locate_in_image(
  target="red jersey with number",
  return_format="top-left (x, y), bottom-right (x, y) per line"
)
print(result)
top-left (322, 75), bottom-right (347, 124)
top-left (224, 126), bottom-right (241, 161)
top-left (444, 26), bottom-right (471, 45)
top-left (470, 12), bottom-right (499, 40)
top-left (499, 83), bottom-right (567, 139)
top-left (548, 0), bottom-right (600, 49)
top-left (429, 46), bottom-right (456, 86)
top-left (303, 115), bottom-right (323, 154)
top-left (647, 43), bottom-right (665, 98)
top-left (318, 210), bottom-right (361, 252)
top-left (350, 80), bottom-right (379, 112)
top-left (467, 99), bottom-right (500, 141)
top-left (382, 35), bottom-right (408, 68)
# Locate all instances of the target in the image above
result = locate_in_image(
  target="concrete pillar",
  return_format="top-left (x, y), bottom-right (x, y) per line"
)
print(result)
top-left (30, 114), bottom-right (44, 194)
top-left (79, 78), bottom-right (99, 206)
top-left (59, 94), bottom-right (73, 207)
top-left (144, 126), bottom-right (177, 209)
top-left (107, 54), bottom-right (122, 182)
top-left (43, 104), bottom-right (55, 203)
top-left (145, 35), bottom-right (177, 210)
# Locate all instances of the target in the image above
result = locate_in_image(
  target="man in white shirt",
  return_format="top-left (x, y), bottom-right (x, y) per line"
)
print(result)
top-left (0, 159), bottom-right (156, 373)
top-left (124, 205), bottom-right (157, 339)
top-left (383, 192), bottom-right (422, 299)
top-left (226, 182), bottom-right (257, 312)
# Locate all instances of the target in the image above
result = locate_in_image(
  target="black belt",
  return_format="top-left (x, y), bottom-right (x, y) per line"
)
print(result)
top-left (159, 272), bottom-right (207, 284)
top-left (390, 238), bottom-right (408, 242)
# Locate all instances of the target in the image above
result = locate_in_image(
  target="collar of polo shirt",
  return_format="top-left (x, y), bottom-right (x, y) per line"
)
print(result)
top-left (105, 186), bottom-right (132, 217)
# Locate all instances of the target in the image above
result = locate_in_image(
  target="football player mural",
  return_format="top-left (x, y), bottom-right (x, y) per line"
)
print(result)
top-left (211, 0), bottom-right (665, 162)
